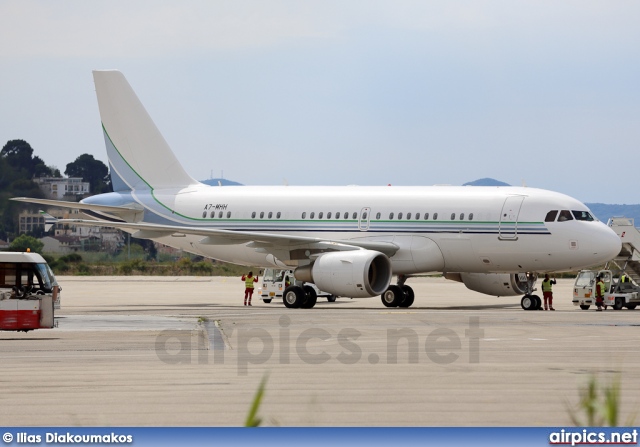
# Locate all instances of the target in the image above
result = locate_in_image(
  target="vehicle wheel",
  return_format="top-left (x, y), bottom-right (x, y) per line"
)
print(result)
top-left (579, 305), bottom-right (590, 310)
top-left (326, 295), bottom-right (336, 302)
top-left (262, 299), bottom-right (272, 304)
top-left (626, 304), bottom-right (637, 310)
top-left (532, 295), bottom-right (542, 310)
top-left (398, 285), bottom-right (415, 308)
top-left (521, 295), bottom-right (536, 311)
top-left (301, 285), bottom-right (318, 309)
top-left (381, 285), bottom-right (404, 307)
top-left (613, 297), bottom-right (624, 310)
top-left (283, 286), bottom-right (304, 308)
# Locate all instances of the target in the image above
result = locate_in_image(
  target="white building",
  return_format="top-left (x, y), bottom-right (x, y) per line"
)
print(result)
top-left (34, 177), bottom-right (90, 201)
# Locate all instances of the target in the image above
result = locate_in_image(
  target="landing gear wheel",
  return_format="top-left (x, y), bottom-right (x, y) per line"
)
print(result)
top-left (580, 305), bottom-right (590, 310)
top-left (398, 285), bottom-right (415, 308)
top-left (326, 295), bottom-right (336, 302)
top-left (532, 295), bottom-right (542, 310)
top-left (381, 285), bottom-right (404, 307)
top-left (262, 299), bottom-right (272, 304)
top-left (626, 304), bottom-right (637, 310)
top-left (301, 285), bottom-right (318, 309)
top-left (613, 297), bottom-right (624, 310)
top-left (521, 295), bottom-right (537, 311)
top-left (283, 286), bottom-right (304, 308)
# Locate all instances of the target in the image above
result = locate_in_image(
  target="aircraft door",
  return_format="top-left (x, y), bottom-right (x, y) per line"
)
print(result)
top-left (499, 196), bottom-right (525, 240)
top-left (358, 207), bottom-right (371, 231)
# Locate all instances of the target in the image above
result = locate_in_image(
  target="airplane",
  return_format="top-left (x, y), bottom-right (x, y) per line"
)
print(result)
top-left (13, 70), bottom-right (622, 310)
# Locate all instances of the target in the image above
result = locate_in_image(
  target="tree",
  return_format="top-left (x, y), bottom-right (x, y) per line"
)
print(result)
top-left (65, 154), bottom-right (111, 194)
top-left (8, 234), bottom-right (44, 253)
top-left (1, 140), bottom-right (58, 179)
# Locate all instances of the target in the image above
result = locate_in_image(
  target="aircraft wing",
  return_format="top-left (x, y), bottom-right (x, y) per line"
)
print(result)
top-left (57, 219), bottom-right (400, 257)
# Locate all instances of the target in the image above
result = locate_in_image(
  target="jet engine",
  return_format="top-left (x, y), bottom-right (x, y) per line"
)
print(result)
top-left (445, 272), bottom-right (534, 297)
top-left (295, 250), bottom-right (392, 298)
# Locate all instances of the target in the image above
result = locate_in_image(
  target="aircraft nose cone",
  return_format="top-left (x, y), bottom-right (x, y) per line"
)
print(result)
top-left (596, 225), bottom-right (622, 262)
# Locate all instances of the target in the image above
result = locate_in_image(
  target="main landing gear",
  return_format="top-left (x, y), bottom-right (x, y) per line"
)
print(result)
top-left (283, 285), bottom-right (318, 309)
top-left (381, 275), bottom-right (415, 308)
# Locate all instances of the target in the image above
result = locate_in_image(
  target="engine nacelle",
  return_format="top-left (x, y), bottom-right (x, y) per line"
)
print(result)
top-left (295, 250), bottom-right (392, 298)
top-left (445, 272), bottom-right (532, 297)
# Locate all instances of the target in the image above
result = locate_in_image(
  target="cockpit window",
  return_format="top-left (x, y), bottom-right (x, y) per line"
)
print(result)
top-left (545, 210), bottom-right (558, 222)
top-left (558, 210), bottom-right (574, 222)
top-left (572, 211), bottom-right (595, 221)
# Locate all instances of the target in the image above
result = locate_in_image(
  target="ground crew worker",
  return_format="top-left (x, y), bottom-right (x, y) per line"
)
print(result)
top-left (621, 274), bottom-right (629, 283)
top-left (241, 271), bottom-right (259, 306)
top-left (541, 274), bottom-right (557, 311)
top-left (595, 275), bottom-right (606, 311)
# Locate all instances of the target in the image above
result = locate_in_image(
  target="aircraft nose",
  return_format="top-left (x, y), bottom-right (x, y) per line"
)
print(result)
top-left (594, 224), bottom-right (622, 262)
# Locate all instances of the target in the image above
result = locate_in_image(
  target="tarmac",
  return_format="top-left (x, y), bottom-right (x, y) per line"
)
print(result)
top-left (1, 276), bottom-right (639, 427)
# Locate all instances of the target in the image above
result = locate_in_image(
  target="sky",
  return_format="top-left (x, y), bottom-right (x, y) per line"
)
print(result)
top-left (1, 1), bottom-right (639, 204)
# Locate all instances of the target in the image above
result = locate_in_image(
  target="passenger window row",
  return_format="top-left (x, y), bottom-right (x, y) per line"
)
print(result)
top-left (202, 210), bottom-right (477, 221)
top-left (301, 212), bottom-right (358, 220)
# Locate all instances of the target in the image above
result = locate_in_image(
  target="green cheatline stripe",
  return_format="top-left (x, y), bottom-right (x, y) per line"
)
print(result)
top-left (103, 123), bottom-right (193, 220)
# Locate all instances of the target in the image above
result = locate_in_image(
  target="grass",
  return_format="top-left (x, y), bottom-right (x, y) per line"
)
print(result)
top-left (566, 374), bottom-right (635, 426)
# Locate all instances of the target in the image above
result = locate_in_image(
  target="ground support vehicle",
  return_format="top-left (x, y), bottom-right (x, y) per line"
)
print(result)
top-left (0, 252), bottom-right (60, 331)
top-left (572, 269), bottom-right (640, 310)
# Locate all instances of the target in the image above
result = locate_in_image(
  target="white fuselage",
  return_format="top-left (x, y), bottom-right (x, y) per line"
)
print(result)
top-left (106, 184), bottom-right (620, 275)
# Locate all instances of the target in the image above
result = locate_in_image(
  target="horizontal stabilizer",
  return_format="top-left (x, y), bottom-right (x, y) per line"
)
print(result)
top-left (11, 197), bottom-right (144, 222)
top-left (39, 210), bottom-right (57, 232)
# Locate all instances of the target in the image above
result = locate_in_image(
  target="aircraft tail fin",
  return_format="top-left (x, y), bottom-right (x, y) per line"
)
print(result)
top-left (93, 70), bottom-right (199, 192)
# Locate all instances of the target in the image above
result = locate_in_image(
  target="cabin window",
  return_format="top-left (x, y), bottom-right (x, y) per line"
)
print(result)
top-left (202, 211), bottom-right (207, 218)
top-left (302, 212), bottom-right (306, 219)
top-left (260, 212), bottom-right (264, 219)
top-left (268, 212), bottom-right (273, 219)
top-left (310, 212), bottom-right (315, 219)
top-left (219, 211), bottom-right (223, 218)
top-left (424, 213), bottom-right (429, 220)
top-left (407, 213), bottom-right (412, 220)
top-left (398, 212), bottom-right (403, 220)
top-left (469, 213), bottom-right (474, 221)
top-left (558, 210), bottom-right (573, 222)
top-left (327, 212), bottom-right (332, 219)
top-left (352, 212), bottom-right (357, 219)
top-left (336, 212), bottom-right (341, 220)
top-left (363, 212), bottom-right (368, 220)
top-left (252, 212), bottom-right (256, 219)
top-left (433, 213), bottom-right (438, 220)
top-left (451, 213), bottom-right (455, 220)
top-left (415, 213), bottom-right (420, 220)
top-left (376, 212), bottom-right (381, 219)
top-left (545, 210), bottom-right (558, 222)
top-left (227, 211), bottom-right (231, 218)
top-left (277, 212), bottom-right (281, 219)
top-left (319, 212), bottom-right (323, 219)
top-left (572, 211), bottom-right (595, 221)
top-left (389, 212), bottom-right (394, 220)
top-left (460, 213), bottom-right (464, 220)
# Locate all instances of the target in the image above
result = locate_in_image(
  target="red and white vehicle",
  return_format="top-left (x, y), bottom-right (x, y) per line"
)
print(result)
top-left (0, 252), bottom-right (60, 331)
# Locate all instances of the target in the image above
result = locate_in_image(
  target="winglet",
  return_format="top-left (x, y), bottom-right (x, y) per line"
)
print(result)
top-left (39, 210), bottom-right (58, 232)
